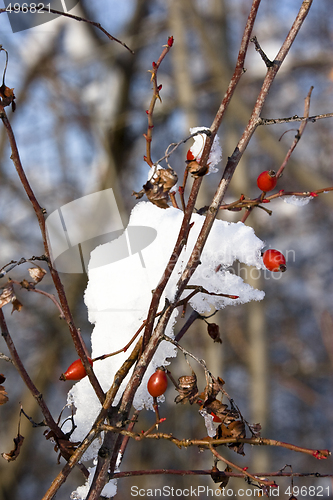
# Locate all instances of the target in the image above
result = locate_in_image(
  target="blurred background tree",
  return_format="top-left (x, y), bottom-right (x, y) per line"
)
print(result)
top-left (0, 1), bottom-right (332, 498)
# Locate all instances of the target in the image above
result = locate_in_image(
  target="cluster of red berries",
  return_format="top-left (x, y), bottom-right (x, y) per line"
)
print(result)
top-left (256, 170), bottom-right (287, 272)
top-left (60, 360), bottom-right (170, 398)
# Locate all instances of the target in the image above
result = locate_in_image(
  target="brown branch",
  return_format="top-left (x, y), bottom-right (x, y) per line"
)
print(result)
top-left (276, 86), bottom-right (313, 178)
top-left (0, 8), bottom-right (134, 54)
top-left (8, 278), bottom-right (65, 319)
top-left (144, 38), bottom-right (174, 167)
top-left (0, 107), bottom-right (105, 405)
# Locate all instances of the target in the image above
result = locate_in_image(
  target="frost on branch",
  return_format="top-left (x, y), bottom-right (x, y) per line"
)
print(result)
top-left (283, 195), bottom-right (313, 206)
top-left (66, 202), bottom-right (265, 463)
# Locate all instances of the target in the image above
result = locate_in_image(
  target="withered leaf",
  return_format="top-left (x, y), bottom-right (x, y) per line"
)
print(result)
top-left (0, 385), bottom-right (9, 405)
top-left (11, 298), bottom-right (23, 314)
top-left (28, 266), bottom-right (47, 284)
top-left (204, 377), bottom-right (225, 403)
top-left (0, 373), bottom-right (6, 384)
top-left (203, 398), bottom-right (228, 422)
top-left (212, 465), bottom-right (232, 489)
top-left (216, 419), bottom-right (246, 455)
top-left (207, 323), bottom-right (222, 343)
top-left (211, 465), bottom-right (226, 484)
top-left (248, 422), bottom-right (262, 437)
top-left (133, 167), bottom-right (178, 209)
top-left (0, 283), bottom-right (15, 308)
top-left (175, 373), bottom-right (199, 404)
top-left (1, 433), bottom-right (24, 462)
top-left (143, 181), bottom-right (170, 209)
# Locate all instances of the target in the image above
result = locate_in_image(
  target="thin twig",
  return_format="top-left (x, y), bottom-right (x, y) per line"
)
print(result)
top-left (259, 112), bottom-right (333, 125)
top-left (276, 86), bottom-right (313, 178)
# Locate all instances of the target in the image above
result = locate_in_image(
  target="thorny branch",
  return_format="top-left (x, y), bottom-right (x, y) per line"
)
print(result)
top-left (95, 423), bottom-right (330, 463)
top-left (144, 37), bottom-right (174, 167)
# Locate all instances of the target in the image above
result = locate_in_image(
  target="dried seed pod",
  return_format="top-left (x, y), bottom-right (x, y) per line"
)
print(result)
top-left (207, 323), bottom-right (222, 343)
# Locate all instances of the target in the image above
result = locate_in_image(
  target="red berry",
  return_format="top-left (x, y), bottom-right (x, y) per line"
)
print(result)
top-left (211, 412), bottom-right (222, 423)
top-left (60, 357), bottom-right (93, 381)
top-left (147, 369), bottom-right (168, 398)
top-left (186, 149), bottom-right (195, 161)
top-left (263, 249), bottom-right (287, 272)
top-left (257, 170), bottom-right (277, 192)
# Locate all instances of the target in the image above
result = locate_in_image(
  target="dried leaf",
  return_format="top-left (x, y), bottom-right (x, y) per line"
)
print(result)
top-left (134, 167), bottom-right (178, 209)
top-left (28, 266), bottom-right (47, 284)
top-left (0, 283), bottom-right (15, 308)
top-left (211, 465), bottom-right (228, 485)
top-left (0, 373), bottom-right (6, 384)
top-left (216, 419), bottom-right (246, 455)
top-left (211, 465), bottom-right (232, 489)
top-left (143, 181), bottom-right (170, 209)
top-left (200, 377), bottom-right (225, 408)
top-left (0, 84), bottom-right (16, 109)
top-left (248, 422), bottom-right (262, 437)
top-left (175, 373), bottom-right (199, 404)
top-left (11, 298), bottom-right (23, 314)
top-left (1, 433), bottom-right (24, 462)
top-left (0, 385), bottom-right (8, 405)
top-left (203, 399), bottom-right (228, 421)
top-left (20, 279), bottom-right (31, 290)
top-left (207, 323), bottom-right (222, 343)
